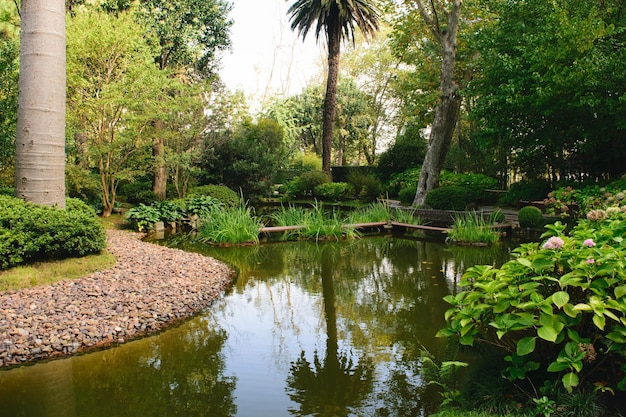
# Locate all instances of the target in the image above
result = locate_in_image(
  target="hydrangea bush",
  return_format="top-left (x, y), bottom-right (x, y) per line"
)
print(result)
top-left (439, 212), bottom-right (626, 395)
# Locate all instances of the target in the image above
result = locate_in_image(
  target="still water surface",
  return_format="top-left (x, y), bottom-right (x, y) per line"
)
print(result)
top-left (0, 237), bottom-right (510, 417)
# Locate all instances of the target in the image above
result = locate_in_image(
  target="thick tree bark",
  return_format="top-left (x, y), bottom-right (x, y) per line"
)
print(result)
top-left (412, 0), bottom-right (462, 207)
top-left (15, 0), bottom-right (66, 208)
top-left (322, 29), bottom-right (341, 177)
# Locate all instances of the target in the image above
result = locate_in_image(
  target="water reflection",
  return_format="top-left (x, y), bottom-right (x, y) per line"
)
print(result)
top-left (0, 237), bottom-right (510, 417)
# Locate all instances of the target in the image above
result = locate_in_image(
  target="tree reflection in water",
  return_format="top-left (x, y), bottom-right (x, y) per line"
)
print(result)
top-left (286, 246), bottom-right (375, 417)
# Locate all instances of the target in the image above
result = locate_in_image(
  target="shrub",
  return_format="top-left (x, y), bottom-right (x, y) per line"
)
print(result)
top-left (288, 151), bottom-right (322, 172)
top-left (500, 179), bottom-right (552, 207)
top-left (118, 181), bottom-right (158, 205)
top-left (184, 195), bottom-right (222, 219)
top-left (125, 204), bottom-right (161, 232)
top-left (313, 182), bottom-right (353, 201)
top-left (425, 186), bottom-right (470, 210)
top-left (376, 140), bottom-right (426, 182)
top-left (385, 167), bottom-right (421, 197)
top-left (439, 218), bottom-right (626, 395)
top-left (440, 172), bottom-right (499, 205)
top-left (347, 171), bottom-right (382, 202)
top-left (0, 196), bottom-right (106, 269)
top-left (287, 171), bottom-right (329, 198)
top-left (188, 184), bottom-right (239, 208)
top-left (398, 187), bottom-right (416, 206)
top-left (518, 205), bottom-right (544, 228)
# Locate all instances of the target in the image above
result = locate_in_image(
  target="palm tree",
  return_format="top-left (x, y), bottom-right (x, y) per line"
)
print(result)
top-left (15, 0), bottom-right (66, 208)
top-left (15, 0), bottom-right (65, 208)
top-left (287, 0), bottom-right (381, 177)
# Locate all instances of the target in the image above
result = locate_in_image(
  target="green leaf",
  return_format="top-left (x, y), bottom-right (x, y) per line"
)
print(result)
top-left (538, 325), bottom-right (558, 342)
top-left (562, 372), bottom-right (579, 392)
top-left (552, 291), bottom-right (570, 308)
top-left (593, 314), bottom-right (606, 330)
top-left (615, 285), bottom-right (626, 299)
top-left (516, 336), bottom-right (537, 356)
top-left (563, 303), bottom-right (579, 318)
top-left (547, 361), bottom-right (570, 372)
top-left (517, 258), bottom-right (532, 267)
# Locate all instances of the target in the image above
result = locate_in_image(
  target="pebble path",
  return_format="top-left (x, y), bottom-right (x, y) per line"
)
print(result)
top-left (0, 230), bottom-right (234, 368)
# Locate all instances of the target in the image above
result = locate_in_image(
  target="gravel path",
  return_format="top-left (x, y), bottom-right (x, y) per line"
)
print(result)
top-left (0, 230), bottom-right (234, 368)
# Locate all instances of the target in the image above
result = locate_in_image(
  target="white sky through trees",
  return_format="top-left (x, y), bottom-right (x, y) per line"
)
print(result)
top-left (219, 0), bottom-right (325, 104)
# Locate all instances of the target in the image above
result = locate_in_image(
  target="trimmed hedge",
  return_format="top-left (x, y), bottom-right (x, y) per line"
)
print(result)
top-left (425, 186), bottom-right (470, 210)
top-left (188, 184), bottom-right (239, 208)
top-left (313, 182), bottom-right (354, 201)
top-left (518, 205), bottom-right (544, 228)
top-left (0, 196), bottom-right (106, 270)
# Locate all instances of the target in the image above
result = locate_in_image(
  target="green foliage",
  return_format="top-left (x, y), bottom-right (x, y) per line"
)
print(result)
top-left (188, 184), bottom-right (239, 208)
top-left (425, 186), bottom-right (470, 211)
top-left (0, 196), bottom-right (106, 269)
top-left (313, 182), bottom-right (354, 201)
top-left (118, 181), bottom-right (158, 206)
top-left (518, 206), bottom-right (544, 228)
top-left (447, 211), bottom-right (500, 245)
top-left (286, 171), bottom-right (330, 198)
top-left (345, 201), bottom-right (391, 223)
top-left (289, 151), bottom-right (323, 172)
top-left (269, 203), bottom-right (358, 241)
top-left (377, 136), bottom-right (427, 182)
top-left (386, 167), bottom-right (421, 197)
top-left (439, 218), bottom-right (626, 395)
top-left (398, 187), bottom-right (416, 206)
top-left (489, 209), bottom-right (506, 224)
top-left (196, 204), bottom-right (261, 245)
top-left (200, 118), bottom-right (284, 200)
top-left (183, 195), bottom-right (222, 219)
top-left (0, 37), bottom-right (18, 176)
top-left (347, 171), bottom-right (382, 202)
top-left (500, 180), bottom-right (552, 207)
top-left (441, 173), bottom-right (499, 205)
top-left (124, 204), bottom-right (161, 232)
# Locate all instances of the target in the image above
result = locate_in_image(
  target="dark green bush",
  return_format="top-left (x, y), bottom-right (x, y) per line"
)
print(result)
top-left (517, 205), bottom-right (544, 228)
top-left (376, 139), bottom-right (426, 182)
top-left (287, 171), bottom-right (330, 198)
top-left (118, 181), bottom-right (158, 205)
top-left (313, 182), bottom-right (354, 201)
top-left (500, 179), bottom-right (551, 206)
top-left (425, 186), bottom-right (470, 210)
top-left (188, 184), bottom-right (239, 208)
top-left (398, 187), bottom-right (416, 206)
top-left (0, 196), bottom-right (106, 270)
top-left (347, 172), bottom-right (382, 202)
top-left (440, 172), bottom-right (499, 204)
top-left (385, 167), bottom-right (421, 197)
top-left (0, 187), bottom-right (14, 196)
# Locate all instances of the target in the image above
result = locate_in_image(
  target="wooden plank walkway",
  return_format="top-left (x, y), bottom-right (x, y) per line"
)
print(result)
top-left (259, 221), bottom-right (451, 234)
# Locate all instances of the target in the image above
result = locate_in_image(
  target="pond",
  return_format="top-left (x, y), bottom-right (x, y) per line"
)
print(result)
top-left (0, 236), bottom-right (512, 417)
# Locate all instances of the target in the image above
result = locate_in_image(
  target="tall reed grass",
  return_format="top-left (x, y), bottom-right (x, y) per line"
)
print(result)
top-left (447, 211), bottom-right (500, 245)
top-left (197, 205), bottom-right (262, 245)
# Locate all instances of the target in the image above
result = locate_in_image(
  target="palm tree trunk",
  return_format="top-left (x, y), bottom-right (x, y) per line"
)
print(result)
top-left (322, 30), bottom-right (341, 177)
top-left (15, 0), bottom-right (66, 208)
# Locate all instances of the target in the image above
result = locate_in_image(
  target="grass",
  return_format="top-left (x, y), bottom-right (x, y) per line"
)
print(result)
top-left (0, 251), bottom-right (116, 291)
top-left (447, 211), bottom-right (500, 245)
top-left (345, 201), bottom-right (391, 223)
top-left (197, 205), bottom-right (263, 245)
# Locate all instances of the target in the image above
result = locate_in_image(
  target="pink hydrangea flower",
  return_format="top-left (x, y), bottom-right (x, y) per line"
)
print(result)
top-left (583, 239), bottom-right (596, 247)
top-left (542, 236), bottom-right (564, 250)
top-left (586, 259), bottom-right (595, 264)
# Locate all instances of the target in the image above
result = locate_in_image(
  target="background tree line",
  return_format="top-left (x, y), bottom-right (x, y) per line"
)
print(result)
top-left (0, 0), bottom-right (625, 213)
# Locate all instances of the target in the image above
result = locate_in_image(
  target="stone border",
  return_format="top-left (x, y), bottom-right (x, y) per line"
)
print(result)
top-left (0, 230), bottom-right (234, 368)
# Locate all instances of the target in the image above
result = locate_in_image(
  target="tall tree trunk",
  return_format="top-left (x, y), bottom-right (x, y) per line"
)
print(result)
top-left (15, 0), bottom-right (66, 208)
top-left (322, 30), bottom-right (341, 178)
top-left (412, 0), bottom-right (462, 207)
top-left (152, 136), bottom-right (167, 201)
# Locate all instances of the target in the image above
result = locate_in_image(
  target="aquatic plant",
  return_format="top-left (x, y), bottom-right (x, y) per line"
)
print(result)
top-left (196, 204), bottom-right (262, 245)
top-left (446, 211), bottom-right (500, 245)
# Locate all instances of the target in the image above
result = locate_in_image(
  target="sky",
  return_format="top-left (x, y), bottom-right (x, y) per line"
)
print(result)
top-left (219, 0), bottom-right (326, 105)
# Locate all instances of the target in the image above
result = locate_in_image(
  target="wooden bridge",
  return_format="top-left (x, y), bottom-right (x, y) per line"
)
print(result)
top-left (259, 221), bottom-right (451, 234)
